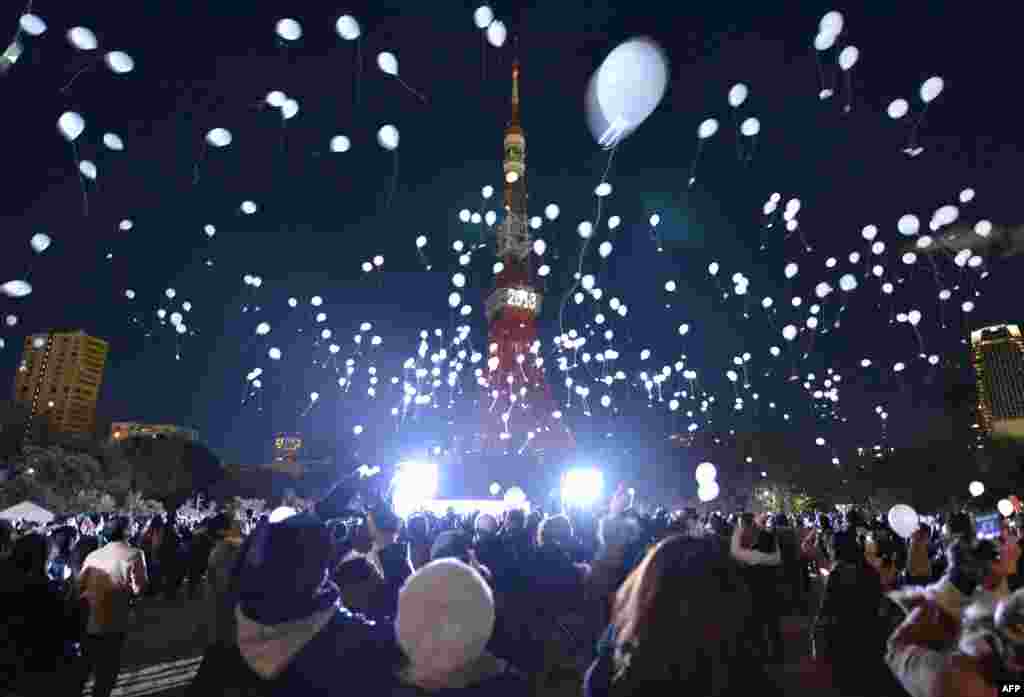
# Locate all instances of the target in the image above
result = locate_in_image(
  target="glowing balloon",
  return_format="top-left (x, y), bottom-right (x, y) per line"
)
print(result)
top-left (104, 51), bottom-right (134, 74)
top-left (695, 462), bottom-right (717, 485)
top-left (30, 233), bottom-right (51, 253)
top-left (861, 225), bottom-right (878, 241)
top-left (485, 210), bottom-right (497, 226)
top-left (415, 235), bottom-right (427, 249)
top-left (276, 18), bottom-right (302, 41)
top-left (281, 99), bottom-right (299, 119)
top-left (266, 91), bottom-right (286, 107)
top-left (782, 325), bottom-right (798, 341)
top-left (473, 6), bottom-right (494, 29)
top-left (533, 239), bottom-right (547, 256)
top-left (486, 20), bottom-right (507, 48)
top-left (377, 125), bottom-right (400, 150)
top-left (697, 481), bottom-right (720, 503)
top-left (969, 481), bottom-right (985, 498)
top-left (103, 133), bottom-right (124, 151)
top-left (377, 52), bottom-right (398, 76)
top-left (545, 203), bottom-right (560, 220)
top-left (784, 263), bottom-right (798, 279)
top-left (336, 15), bottom-right (361, 40)
top-left (589, 38), bottom-right (668, 147)
top-left (814, 32), bottom-right (837, 52)
top-left (728, 83), bottom-right (748, 108)
top-left (888, 504), bottom-right (919, 539)
top-left (698, 118), bottom-right (719, 139)
top-left (67, 27), bottom-right (98, 51)
top-left (448, 292), bottom-right (461, 308)
top-left (599, 241), bottom-right (613, 258)
top-left (678, 323), bottom-right (689, 336)
top-left (897, 214), bottom-right (920, 236)
top-left (595, 182), bottom-right (612, 197)
top-left (19, 14), bottom-right (47, 36)
top-left (839, 274), bottom-right (857, 292)
top-left (999, 499), bottom-right (1015, 518)
top-left (608, 215), bottom-right (621, 230)
top-left (838, 45), bottom-right (859, 71)
top-left (1, 281), bottom-right (32, 298)
top-left (708, 262), bottom-right (719, 276)
top-left (819, 11), bottom-right (844, 37)
top-left (58, 112), bottom-right (85, 142)
top-left (960, 188), bottom-right (976, 204)
top-left (920, 76), bottom-right (944, 103)
top-left (665, 280), bottom-right (677, 292)
top-left (205, 128), bottom-right (232, 147)
top-left (330, 135), bottom-right (351, 153)
top-left (740, 117), bottom-right (760, 136)
top-left (975, 220), bottom-right (993, 238)
top-left (241, 200), bottom-right (258, 214)
top-left (887, 99), bottom-right (909, 119)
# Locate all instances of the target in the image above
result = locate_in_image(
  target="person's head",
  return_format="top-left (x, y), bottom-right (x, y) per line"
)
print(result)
top-left (369, 508), bottom-right (401, 544)
top-left (12, 533), bottom-right (51, 579)
top-left (406, 514), bottom-right (429, 542)
top-left (537, 514), bottom-right (573, 548)
top-left (818, 513), bottom-right (832, 530)
top-left (946, 511), bottom-right (974, 540)
top-left (960, 589), bottom-right (1024, 681)
top-left (105, 516), bottom-right (130, 543)
top-left (430, 530), bottom-right (473, 565)
top-left (598, 514), bottom-right (642, 550)
top-left (611, 535), bottom-right (751, 691)
top-left (771, 513), bottom-right (790, 529)
top-left (473, 513), bottom-right (498, 538)
top-left (504, 508), bottom-right (525, 531)
top-left (396, 559), bottom-right (495, 688)
top-left (913, 522), bottom-right (930, 541)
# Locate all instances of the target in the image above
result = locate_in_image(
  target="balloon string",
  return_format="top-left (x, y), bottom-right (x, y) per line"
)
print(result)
top-left (812, 50), bottom-right (826, 95)
top-left (59, 60), bottom-right (98, 94)
top-left (193, 142), bottom-right (208, 185)
top-left (907, 102), bottom-right (930, 150)
top-left (71, 141), bottom-right (89, 217)
top-left (355, 38), bottom-right (361, 109)
top-left (384, 151), bottom-right (399, 211)
top-left (687, 139), bottom-right (704, 188)
top-left (558, 143), bottom-right (618, 338)
top-left (843, 71), bottom-right (854, 113)
top-left (396, 76), bottom-right (427, 104)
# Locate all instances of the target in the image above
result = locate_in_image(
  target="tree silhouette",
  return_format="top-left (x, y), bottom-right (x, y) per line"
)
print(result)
top-left (109, 435), bottom-right (224, 512)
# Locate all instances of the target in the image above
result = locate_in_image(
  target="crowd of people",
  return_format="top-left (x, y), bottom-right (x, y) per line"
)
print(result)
top-left (2, 482), bottom-right (1024, 696)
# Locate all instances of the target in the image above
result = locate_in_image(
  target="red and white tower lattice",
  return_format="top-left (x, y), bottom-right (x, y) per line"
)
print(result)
top-left (480, 59), bottom-right (575, 455)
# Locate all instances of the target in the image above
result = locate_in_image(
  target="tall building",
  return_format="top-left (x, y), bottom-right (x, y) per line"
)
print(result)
top-left (12, 330), bottom-right (109, 441)
top-left (111, 422), bottom-right (199, 442)
top-left (480, 59), bottom-right (574, 455)
top-left (971, 324), bottom-right (1024, 437)
top-left (272, 433), bottom-right (303, 464)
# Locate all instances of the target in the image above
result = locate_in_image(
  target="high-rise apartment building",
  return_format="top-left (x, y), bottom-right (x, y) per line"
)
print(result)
top-left (970, 324), bottom-right (1024, 437)
top-left (12, 330), bottom-right (109, 441)
top-left (111, 422), bottom-right (198, 442)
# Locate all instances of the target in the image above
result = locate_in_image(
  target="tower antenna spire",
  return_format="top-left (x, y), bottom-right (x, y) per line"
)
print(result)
top-left (510, 44), bottom-right (521, 126)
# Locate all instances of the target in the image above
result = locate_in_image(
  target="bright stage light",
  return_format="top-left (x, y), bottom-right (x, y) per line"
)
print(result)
top-left (489, 482), bottom-right (502, 496)
top-left (561, 468), bottom-right (604, 508)
top-left (697, 481), bottom-right (720, 503)
top-left (392, 461), bottom-right (439, 518)
top-left (268, 506), bottom-right (298, 523)
top-left (695, 462), bottom-right (717, 486)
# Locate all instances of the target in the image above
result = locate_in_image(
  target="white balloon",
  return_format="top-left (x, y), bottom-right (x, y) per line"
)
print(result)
top-left (598, 241), bottom-right (613, 258)
top-left (897, 214), bottom-right (920, 236)
top-left (58, 112), bottom-right (85, 142)
top-left (887, 504), bottom-right (918, 539)
top-left (697, 481), bottom-right (720, 503)
top-left (377, 124), bottom-right (400, 150)
top-left (335, 15), bottom-right (361, 41)
top-left (104, 51), bottom-right (134, 74)
top-left (838, 45), bottom-right (859, 71)
top-left (908, 310), bottom-right (922, 326)
top-left (533, 239), bottom-right (547, 256)
top-left (678, 323), bottom-right (689, 336)
top-left (698, 118), bottom-right (719, 139)
top-left (473, 6), bottom-right (495, 29)
top-left (592, 38), bottom-right (668, 145)
top-left (545, 203), bottom-right (560, 221)
top-left (275, 18), bottom-right (302, 41)
top-left (782, 325), bottom-right (798, 341)
top-left (608, 215), bottom-right (621, 230)
top-left (67, 27), bottom-right (98, 51)
top-left (266, 91), bottom-right (287, 108)
top-left (206, 128), bottom-right (232, 148)
top-left (19, 14), bottom-right (47, 36)
top-left (960, 188), bottom-right (976, 204)
top-left (819, 11), bottom-right (844, 37)
top-left (839, 274), bottom-right (857, 292)
top-left (740, 117), bottom-right (760, 136)
top-left (708, 262), bottom-right (719, 276)
top-left (538, 264), bottom-right (550, 277)
top-left (728, 83), bottom-right (748, 108)
top-left (1, 280), bottom-right (32, 298)
top-left (887, 98), bottom-right (909, 119)
top-left (377, 51), bottom-right (399, 76)
top-left (79, 161), bottom-right (97, 180)
top-left (999, 499), bottom-right (1015, 518)
top-left (814, 32), bottom-right (837, 52)
top-left (861, 224), bottom-right (878, 241)
top-left (281, 99), bottom-right (299, 120)
top-left (920, 76), bottom-right (944, 103)
top-left (330, 135), bottom-right (351, 153)
top-left (486, 20), bottom-right (507, 48)
top-left (102, 133), bottom-right (124, 151)
top-left (975, 220), bottom-right (993, 238)
top-left (695, 462), bottom-right (717, 485)
top-left (449, 292), bottom-right (461, 308)
top-left (30, 233), bottom-right (51, 253)
top-left (485, 210), bottom-right (497, 226)
top-left (241, 200), bottom-right (258, 214)
top-left (595, 182), bottom-right (612, 197)
top-left (784, 262), bottom-right (799, 279)
top-left (969, 480), bottom-right (985, 498)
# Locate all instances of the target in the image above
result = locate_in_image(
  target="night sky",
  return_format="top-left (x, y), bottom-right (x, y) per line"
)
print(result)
top-left (1, 1), bottom-right (1020, 474)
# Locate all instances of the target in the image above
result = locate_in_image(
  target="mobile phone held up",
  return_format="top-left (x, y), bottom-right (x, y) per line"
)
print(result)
top-left (976, 512), bottom-right (1002, 541)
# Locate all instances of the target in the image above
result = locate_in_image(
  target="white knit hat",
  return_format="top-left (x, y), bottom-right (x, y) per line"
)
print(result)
top-left (396, 559), bottom-right (495, 681)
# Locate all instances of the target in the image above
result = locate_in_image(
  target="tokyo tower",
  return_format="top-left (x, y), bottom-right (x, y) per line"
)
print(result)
top-left (479, 58), bottom-right (575, 455)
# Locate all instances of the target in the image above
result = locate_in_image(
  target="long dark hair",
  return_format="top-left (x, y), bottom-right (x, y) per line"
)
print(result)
top-left (609, 535), bottom-right (754, 694)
